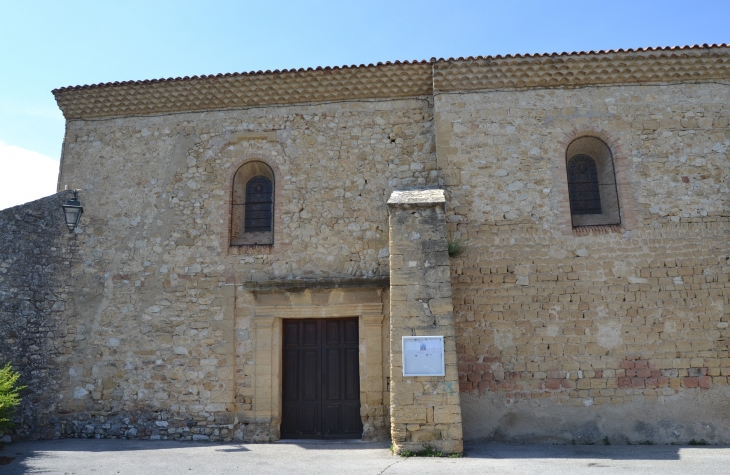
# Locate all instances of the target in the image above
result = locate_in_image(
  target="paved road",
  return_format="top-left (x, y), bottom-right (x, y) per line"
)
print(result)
top-left (2, 439), bottom-right (730, 474)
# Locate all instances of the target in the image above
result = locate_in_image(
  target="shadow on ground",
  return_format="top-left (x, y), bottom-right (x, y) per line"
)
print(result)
top-left (464, 442), bottom-right (729, 461)
top-left (1, 439), bottom-right (392, 475)
top-left (4, 438), bottom-right (730, 475)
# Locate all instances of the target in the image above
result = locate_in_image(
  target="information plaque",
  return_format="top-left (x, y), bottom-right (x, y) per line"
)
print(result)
top-left (402, 336), bottom-right (445, 377)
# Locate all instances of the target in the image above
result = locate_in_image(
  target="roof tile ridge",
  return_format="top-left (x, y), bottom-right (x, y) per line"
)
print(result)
top-left (51, 59), bottom-right (428, 93)
top-left (430, 43), bottom-right (729, 64)
top-left (51, 43), bottom-right (729, 93)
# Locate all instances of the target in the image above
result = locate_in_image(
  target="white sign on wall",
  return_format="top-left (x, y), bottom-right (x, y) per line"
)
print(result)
top-left (402, 336), bottom-right (445, 377)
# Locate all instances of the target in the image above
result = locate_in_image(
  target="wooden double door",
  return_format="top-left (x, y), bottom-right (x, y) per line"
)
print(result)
top-left (281, 318), bottom-right (362, 439)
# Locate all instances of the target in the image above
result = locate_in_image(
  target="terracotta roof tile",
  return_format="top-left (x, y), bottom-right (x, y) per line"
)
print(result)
top-left (51, 44), bottom-right (730, 119)
top-left (52, 59), bottom-right (433, 93)
top-left (52, 44), bottom-right (727, 93)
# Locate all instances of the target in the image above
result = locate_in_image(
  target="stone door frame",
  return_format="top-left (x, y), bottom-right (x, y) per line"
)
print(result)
top-left (249, 301), bottom-right (386, 441)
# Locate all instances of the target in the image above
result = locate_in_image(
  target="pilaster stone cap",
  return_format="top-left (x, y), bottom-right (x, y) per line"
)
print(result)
top-left (387, 188), bottom-right (445, 207)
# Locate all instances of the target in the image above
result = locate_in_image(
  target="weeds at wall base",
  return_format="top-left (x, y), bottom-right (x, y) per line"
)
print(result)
top-left (399, 445), bottom-right (462, 458)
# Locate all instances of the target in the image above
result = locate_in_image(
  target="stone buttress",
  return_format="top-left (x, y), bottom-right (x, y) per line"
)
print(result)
top-left (387, 189), bottom-right (463, 454)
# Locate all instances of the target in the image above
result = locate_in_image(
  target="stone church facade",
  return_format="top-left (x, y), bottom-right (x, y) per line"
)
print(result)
top-left (1, 44), bottom-right (729, 452)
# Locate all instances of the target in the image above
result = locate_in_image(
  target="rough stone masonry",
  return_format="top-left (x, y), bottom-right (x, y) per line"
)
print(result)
top-left (388, 189), bottom-right (462, 454)
top-left (1, 44), bottom-right (729, 450)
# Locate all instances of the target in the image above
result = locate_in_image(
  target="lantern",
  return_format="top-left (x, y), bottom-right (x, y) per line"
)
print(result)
top-left (61, 190), bottom-right (84, 232)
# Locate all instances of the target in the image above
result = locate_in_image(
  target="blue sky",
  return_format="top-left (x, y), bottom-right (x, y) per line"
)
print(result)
top-left (0, 0), bottom-right (728, 208)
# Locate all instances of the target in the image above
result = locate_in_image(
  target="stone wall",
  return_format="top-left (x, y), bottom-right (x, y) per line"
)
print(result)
top-left (50, 99), bottom-right (432, 441)
top-left (6, 49), bottom-right (726, 444)
top-left (438, 83), bottom-right (730, 444)
top-left (0, 191), bottom-right (77, 440)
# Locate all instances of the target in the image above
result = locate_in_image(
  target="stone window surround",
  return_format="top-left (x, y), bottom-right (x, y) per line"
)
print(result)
top-left (554, 128), bottom-right (640, 236)
top-left (248, 300), bottom-right (388, 441)
top-left (230, 160), bottom-right (275, 246)
top-left (222, 154), bottom-right (287, 255)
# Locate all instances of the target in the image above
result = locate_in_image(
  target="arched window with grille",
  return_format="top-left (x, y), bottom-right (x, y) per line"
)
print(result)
top-left (566, 137), bottom-right (620, 227)
top-left (231, 161), bottom-right (274, 245)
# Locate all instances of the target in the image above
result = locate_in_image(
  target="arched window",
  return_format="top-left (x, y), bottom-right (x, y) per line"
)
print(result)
top-left (231, 161), bottom-right (274, 245)
top-left (566, 137), bottom-right (620, 227)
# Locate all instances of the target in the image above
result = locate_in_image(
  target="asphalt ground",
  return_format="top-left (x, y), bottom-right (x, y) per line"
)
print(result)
top-left (2, 439), bottom-right (730, 474)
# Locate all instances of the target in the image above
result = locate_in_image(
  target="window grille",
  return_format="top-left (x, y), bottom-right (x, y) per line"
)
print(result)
top-left (244, 176), bottom-right (273, 232)
top-left (567, 154), bottom-right (602, 215)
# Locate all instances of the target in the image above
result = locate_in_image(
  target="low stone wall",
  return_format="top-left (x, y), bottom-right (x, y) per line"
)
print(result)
top-left (0, 191), bottom-right (76, 440)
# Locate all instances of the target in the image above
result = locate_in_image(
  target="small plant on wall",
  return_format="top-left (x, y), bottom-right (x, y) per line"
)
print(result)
top-left (447, 237), bottom-right (469, 258)
top-left (0, 362), bottom-right (25, 433)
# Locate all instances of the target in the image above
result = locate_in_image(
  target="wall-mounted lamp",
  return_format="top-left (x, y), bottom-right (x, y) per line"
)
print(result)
top-left (61, 190), bottom-right (84, 232)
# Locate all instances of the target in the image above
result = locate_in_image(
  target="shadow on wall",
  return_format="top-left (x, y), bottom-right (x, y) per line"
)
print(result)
top-left (460, 389), bottom-right (730, 449)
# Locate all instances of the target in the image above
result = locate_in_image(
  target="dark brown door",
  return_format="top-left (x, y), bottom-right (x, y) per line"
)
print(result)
top-left (281, 318), bottom-right (362, 439)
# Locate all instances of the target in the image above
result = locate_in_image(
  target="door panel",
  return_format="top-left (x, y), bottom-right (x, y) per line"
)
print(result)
top-left (321, 318), bottom-right (362, 439)
top-left (344, 319), bottom-right (358, 345)
top-left (284, 323), bottom-right (298, 345)
top-left (325, 320), bottom-right (340, 345)
top-left (299, 404), bottom-right (318, 434)
top-left (281, 318), bottom-right (362, 439)
top-left (281, 404), bottom-right (297, 435)
top-left (326, 348), bottom-right (341, 400)
top-left (345, 348), bottom-right (359, 400)
top-left (323, 404), bottom-right (341, 434)
top-left (281, 320), bottom-right (321, 438)
top-left (303, 321), bottom-right (318, 346)
top-left (342, 405), bottom-right (361, 433)
top-left (283, 349), bottom-right (298, 401)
